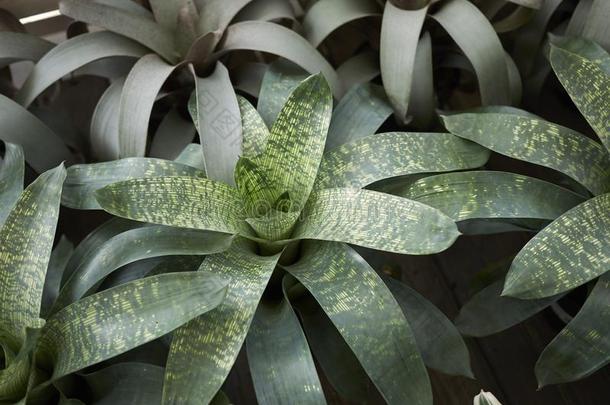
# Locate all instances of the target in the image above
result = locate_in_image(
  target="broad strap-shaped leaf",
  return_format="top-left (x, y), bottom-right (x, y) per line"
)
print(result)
top-left (191, 62), bottom-right (242, 185)
top-left (63, 158), bottom-right (205, 210)
top-left (252, 73), bottom-right (332, 209)
top-left (290, 188), bottom-right (459, 255)
top-left (442, 112), bottom-right (610, 196)
top-left (384, 277), bottom-right (473, 378)
top-left (197, 0), bottom-right (252, 34)
top-left (398, 171), bottom-right (586, 224)
top-left (303, 0), bottom-right (380, 48)
top-left (456, 278), bottom-right (563, 337)
top-left (379, 2), bottom-right (427, 120)
top-left (430, 0), bottom-right (511, 105)
top-left (0, 32), bottom-right (53, 66)
top-left (238, 96), bottom-right (269, 158)
top-left (233, 0), bottom-right (296, 23)
top-left (408, 32), bottom-right (435, 128)
top-left (0, 94), bottom-right (72, 173)
top-left (37, 272), bottom-right (228, 381)
top-left (0, 142), bottom-right (24, 227)
top-left (214, 21), bottom-right (342, 97)
top-left (549, 36), bottom-right (610, 152)
top-left (15, 32), bottom-right (147, 107)
top-left (175, 143), bottom-right (206, 170)
top-left (315, 132), bottom-right (490, 190)
top-left (246, 280), bottom-right (326, 404)
top-left (284, 241), bottom-right (432, 405)
top-left (90, 78), bottom-right (125, 161)
top-left (504, 193), bottom-right (610, 298)
top-left (0, 164), bottom-right (65, 349)
top-left (119, 54), bottom-right (178, 158)
top-left (336, 51), bottom-right (380, 92)
top-left (325, 82), bottom-right (392, 151)
top-left (246, 210), bottom-right (300, 242)
top-left (0, 326), bottom-right (42, 402)
top-left (535, 273), bottom-right (610, 386)
top-left (40, 236), bottom-right (74, 317)
top-left (95, 176), bottom-right (249, 236)
top-left (163, 239), bottom-right (281, 404)
top-left (149, 108), bottom-right (197, 160)
top-left (59, 0), bottom-right (179, 63)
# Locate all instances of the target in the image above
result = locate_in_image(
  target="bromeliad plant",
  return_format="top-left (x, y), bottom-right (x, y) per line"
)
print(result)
top-left (0, 142), bottom-right (230, 403)
top-left (398, 36), bottom-right (610, 387)
top-left (87, 73), bottom-right (490, 404)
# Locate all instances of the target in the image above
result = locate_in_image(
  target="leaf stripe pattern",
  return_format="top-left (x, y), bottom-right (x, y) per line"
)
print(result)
top-left (238, 96), bottom-right (270, 158)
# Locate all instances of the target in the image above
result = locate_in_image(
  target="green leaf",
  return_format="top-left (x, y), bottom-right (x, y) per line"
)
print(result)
top-left (430, 0), bottom-right (511, 105)
top-left (0, 94), bottom-right (72, 173)
top-left (549, 36), bottom-right (610, 153)
top-left (15, 32), bottom-right (147, 107)
top-left (197, 0), bottom-right (252, 34)
top-left (291, 188), bottom-right (459, 254)
top-left (54, 226), bottom-right (233, 311)
top-left (284, 241), bottom-right (432, 405)
top-left (214, 21), bottom-right (342, 97)
top-left (0, 164), bottom-right (65, 350)
top-left (0, 32), bottom-right (53, 65)
top-left (95, 176), bottom-right (249, 236)
top-left (246, 280), bottom-right (325, 404)
top-left (398, 171), bottom-right (586, 225)
top-left (163, 239), bottom-right (280, 404)
top-left (535, 273), bottom-right (610, 386)
top-left (442, 112), bottom-right (610, 196)
top-left (0, 142), bottom-right (24, 227)
top-left (336, 51), bottom-right (380, 93)
top-left (149, 0), bottom-right (190, 30)
top-left (582, 0), bottom-right (610, 52)
top-left (238, 96), bottom-right (269, 158)
top-left (0, 326), bottom-right (42, 402)
top-left (59, 0), bottom-right (179, 63)
top-left (191, 62), bottom-right (242, 185)
top-left (149, 108), bottom-right (196, 160)
top-left (325, 82), bottom-right (392, 150)
top-left (37, 271), bottom-right (228, 381)
top-left (504, 193), bottom-right (610, 298)
top-left (473, 390), bottom-right (503, 405)
top-left (379, 2), bottom-right (427, 120)
top-left (456, 278), bottom-right (563, 337)
top-left (303, 0), bottom-right (380, 48)
top-left (315, 132), bottom-right (490, 190)
top-left (384, 277), bottom-right (473, 378)
top-left (406, 32), bottom-right (435, 128)
top-left (81, 362), bottom-right (164, 405)
top-left (90, 78), bottom-right (125, 161)
top-left (174, 144), bottom-right (206, 170)
top-left (40, 236), bottom-right (74, 317)
top-left (118, 54), bottom-right (178, 158)
top-left (63, 158), bottom-right (205, 210)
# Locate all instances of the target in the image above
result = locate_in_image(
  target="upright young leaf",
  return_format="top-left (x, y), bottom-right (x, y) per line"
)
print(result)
top-left (238, 96), bottom-right (269, 158)
top-left (504, 193), bottom-right (610, 298)
top-left (40, 236), bottom-right (74, 316)
top-left (90, 78), bottom-right (125, 161)
top-left (549, 36), bottom-right (610, 152)
top-left (284, 241), bottom-right (432, 405)
top-left (535, 273), bottom-right (610, 386)
top-left (0, 142), bottom-right (24, 227)
top-left (0, 164), bottom-right (66, 348)
top-left (163, 240), bottom-right (281, 404)
top-left (37, 272), bottom-right (229, 381)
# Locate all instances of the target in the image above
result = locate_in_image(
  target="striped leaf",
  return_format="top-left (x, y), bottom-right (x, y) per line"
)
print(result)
top-left (284, 241), bottom-right (432, 405)
top-left (53, 226), bottom-right (233, 311)
top-left (37, 272), bottom-right (229, 381)
top-left (442, 112), bottom-right (610, 195)
top-left (290, 188), bottom-right (459, 255)
top-left (256, 60), bottom-right (307, 127)
top-left (0, 326), bottom-right (42, 402)
top-left (504, 193), bottom-right (610, 298)
top-left (163, 239), bottom-right (280, 404)
top-left (315, 133), bottom-right (490, 190)
top-left (0, 164), bottom-right (66, 349)
top-left (549, 36), bottom-right (610, 152)
top-left (63, 158), bottom-right (205, 210)
top-left (238, 96), bottom-right (269, 158)
top-left (0, 142), bottom-right (24, 227)
top-left (535, 273), bottom-right (610, 386)
top-left (95, 176), bottom-right (249, 236)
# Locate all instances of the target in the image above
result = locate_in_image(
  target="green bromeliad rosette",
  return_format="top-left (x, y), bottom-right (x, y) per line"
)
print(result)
top-left (405, 36), bottom-right (610, 387)
top-left (86, 72), bottom-right (491, 404)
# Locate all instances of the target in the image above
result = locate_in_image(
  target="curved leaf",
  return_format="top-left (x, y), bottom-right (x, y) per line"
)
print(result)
top-left (95, 176), bottom-right (248, 235)
top-left (63, 158), bottom-right (205, 210)
top-left (336, 51), bottom-right (380, 92)
top-left (197, 0), bottom-right (252, 34)
top-left (442, 112), bottom-right (610, 196)
top-left (284, 241), bottom-right (432, 405)
top-left (90, 78), bottom-right (125, 161)
top-left (234, 0), bottom-right (295, 23)
top-left (15, 32), bottom-right (147, 107)
top-left (504, 193), bottom-right (610, 298)
top-left (291, 188), bottom-right (460, 255)
top-left (0, 142), bottom-right (24, 227)
top-left (0, 164), bottom-right (66, 349)
top-left (37, 272), bottom-right (229, 381)
top-left (163, 240), bottom-right (280, 404)
top-left (0, 32), bottom-right (53, 66)
top-left (535, 273), bottom-right (610, 386)
top-left (315, 132), bottom-right (490, 190)
top-left (41, 236), bottom-right (74, 317)
top-left (149, 108), bottom-right (196, 160)
top-left (238, 96), bottom-right (269, 158)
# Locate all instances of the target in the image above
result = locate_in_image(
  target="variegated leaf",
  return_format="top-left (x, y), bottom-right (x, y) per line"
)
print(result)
top-left (238, 96), bottom-right (269, 158)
